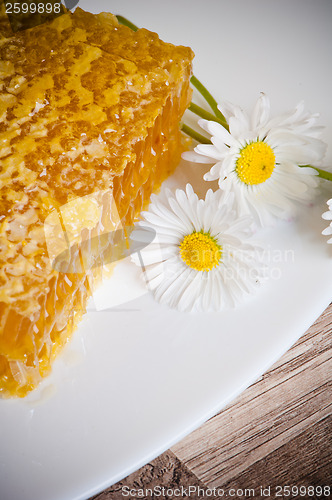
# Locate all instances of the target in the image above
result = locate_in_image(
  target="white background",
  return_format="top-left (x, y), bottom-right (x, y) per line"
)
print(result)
top-left (1, 2), bottom-right (332, 500)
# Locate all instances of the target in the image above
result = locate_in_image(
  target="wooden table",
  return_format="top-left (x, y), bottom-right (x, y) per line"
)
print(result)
top-left (90, 304), bottom-right (332, 500)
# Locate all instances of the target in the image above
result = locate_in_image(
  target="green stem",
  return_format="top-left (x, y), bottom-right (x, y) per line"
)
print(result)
top-left (300, 165), bottom-right (332, 182)
top-left (116, 15), bottom-right (139, 31)
top-left (110, 17), bottom-right (332, 184)
top-left (188, 103), bottom-right (229, 131)
top-left (181, 124), bottom-right (211, 144)
top-left (190, 75), bottom-right (227, 123)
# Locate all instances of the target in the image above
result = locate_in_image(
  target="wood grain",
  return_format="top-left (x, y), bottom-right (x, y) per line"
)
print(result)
top-left (221, 415), bottom-right (331, 498)
top-left (172, 305), bottom-right (332, 486)
top-left (90, 451), bottom-right (207, 499)
top-left (90, 304), bottom-right (332, 499)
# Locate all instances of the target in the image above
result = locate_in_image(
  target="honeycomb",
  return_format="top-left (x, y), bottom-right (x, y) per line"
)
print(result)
top-left (0, 8), bottom-right (194, 397)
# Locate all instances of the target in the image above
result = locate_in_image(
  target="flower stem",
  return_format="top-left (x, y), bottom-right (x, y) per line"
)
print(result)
top-left (116, 15), bottom-right (139, 31)
top-left (181, 124), bottom-right (211, 144)
top-left (190, 75), bottom-right (227, 124)
top-left (113, 16), bottom-right (332, 187)
top-left (301, 165), bottom-right (332, 182)
top-left (188, 103), bottom-right (229, 131)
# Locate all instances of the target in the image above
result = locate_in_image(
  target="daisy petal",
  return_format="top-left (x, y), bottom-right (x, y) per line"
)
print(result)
top-left (193, 95), bottom-right (327, 227)
top-left (198, 118), bottom-right (237, 147)
top-left (182, 150), bottom-right (215, 164)
top-left (132, 185), bottom-right (263, 311)
top-left (251, 93), bottom-right (270, 130)
top-left (195, 143), bottom-right (226, 161)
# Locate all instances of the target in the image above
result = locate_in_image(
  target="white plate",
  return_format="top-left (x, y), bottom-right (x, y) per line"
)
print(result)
top-left (1, 1), bottom-right (332, 499)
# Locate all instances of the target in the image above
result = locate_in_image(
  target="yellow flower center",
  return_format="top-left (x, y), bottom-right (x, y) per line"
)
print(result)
top-left (179, 231), bottom-right (222, 272)
top-left (236, 141), bottom-right (275, 185)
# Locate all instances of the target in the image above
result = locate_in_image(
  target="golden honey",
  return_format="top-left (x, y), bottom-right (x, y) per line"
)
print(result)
top-left (0, 7), bottom-right (193, 397)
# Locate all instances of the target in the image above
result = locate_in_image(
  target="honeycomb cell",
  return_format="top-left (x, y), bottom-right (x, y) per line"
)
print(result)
top-left (0, 8), bottom-right (194, 397)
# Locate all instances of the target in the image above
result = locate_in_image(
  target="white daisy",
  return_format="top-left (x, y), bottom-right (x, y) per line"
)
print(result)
top-left (131, 184), bottom-right (264, 312)
top-left (183, 94), bottom-right (327, 226)
top-left (322, 198), bottom-right (332, 244)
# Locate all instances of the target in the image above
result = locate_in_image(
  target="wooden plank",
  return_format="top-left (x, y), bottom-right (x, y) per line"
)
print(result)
top-left (171, 305), bottom-right (332, 486)
top-left (221, 415), bottom-right (332, 499)
top-left (90, 450), bottom-right (206, 499)
top-left (89, 305), bottom-right (331, 498)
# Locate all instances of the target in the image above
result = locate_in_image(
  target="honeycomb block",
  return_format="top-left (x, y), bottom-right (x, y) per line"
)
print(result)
top-left (0, 8), bottom-right (194, 397)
